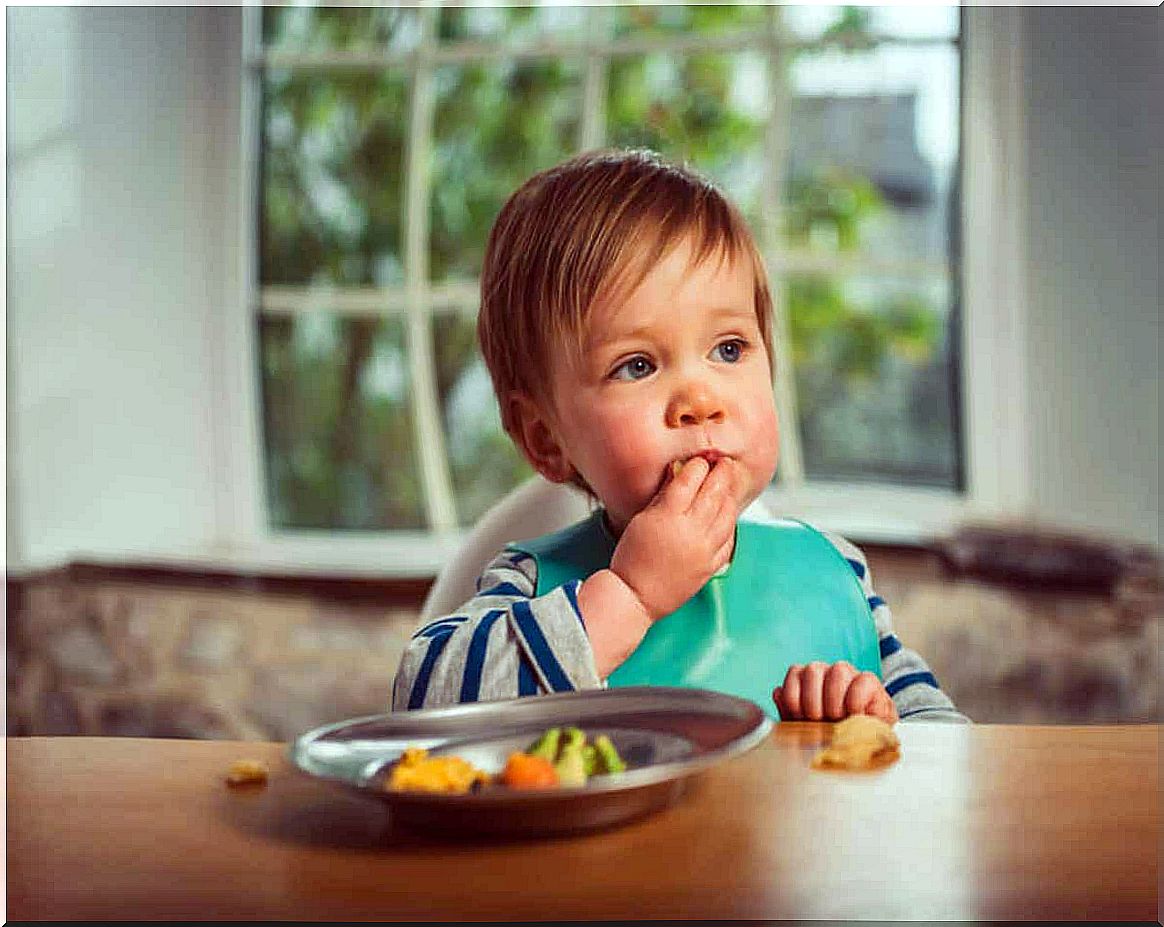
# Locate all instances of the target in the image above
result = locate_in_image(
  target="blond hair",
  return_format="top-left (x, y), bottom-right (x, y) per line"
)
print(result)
top-left (479, 148), bottom-right (774, 436)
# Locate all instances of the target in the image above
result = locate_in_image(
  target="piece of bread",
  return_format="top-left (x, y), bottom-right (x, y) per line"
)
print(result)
top-left (811, 715), bottom-right (900, 770)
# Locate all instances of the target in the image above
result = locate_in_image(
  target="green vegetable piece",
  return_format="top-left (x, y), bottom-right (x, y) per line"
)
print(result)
top-left (594, 734), bottom-right (626, 774)
top-left (553, 728), bottom-right (588, 787)
top-left (582, 744), bottom-right (598, 777)
top-left (527, 727), bottom-right (561, 762)
top-left (554, 740), bottom-right (587, 788)
top-left (561, 727), bottom-right (586, 750)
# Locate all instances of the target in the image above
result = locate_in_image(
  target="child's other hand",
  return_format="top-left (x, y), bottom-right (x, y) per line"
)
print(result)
top-left (773, 661), bottom-right (899, 725)
top-left (609, 456), bottom-right (744, 622)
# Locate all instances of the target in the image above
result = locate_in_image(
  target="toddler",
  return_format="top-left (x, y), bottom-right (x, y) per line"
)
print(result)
top-left (393, 149), bottom-right (967, 724)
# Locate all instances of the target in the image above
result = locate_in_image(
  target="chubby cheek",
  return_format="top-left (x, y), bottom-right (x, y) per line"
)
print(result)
top-left (758, 411), bottom-right (780, 479)
top-left (743, 398), bottom-right (780, 498)
top-left (580, 414), bottom-right (668, 512)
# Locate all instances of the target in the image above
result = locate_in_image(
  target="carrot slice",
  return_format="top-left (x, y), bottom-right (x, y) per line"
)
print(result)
top-left (500, 751), bottom-right (559, 789)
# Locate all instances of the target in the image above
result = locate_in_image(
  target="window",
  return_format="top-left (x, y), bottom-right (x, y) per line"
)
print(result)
top-left (248, 4), bottom-right (963, 542)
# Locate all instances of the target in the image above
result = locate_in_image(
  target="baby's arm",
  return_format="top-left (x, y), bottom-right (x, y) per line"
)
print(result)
top-left (823, 531), bottom-right (970, 723)
top-left (391, 549), bottom-right (601, 711)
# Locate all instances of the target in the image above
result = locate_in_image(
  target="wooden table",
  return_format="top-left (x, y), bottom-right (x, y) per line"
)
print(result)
top-left (5, 725), bottom-right (1158, 921)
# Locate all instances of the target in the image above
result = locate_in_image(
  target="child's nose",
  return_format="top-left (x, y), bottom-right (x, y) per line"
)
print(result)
top-left (666, 381), bottom-right (726, 427)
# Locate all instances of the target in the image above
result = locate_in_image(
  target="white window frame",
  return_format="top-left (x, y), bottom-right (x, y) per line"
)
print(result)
top-left (212, 5), bottom-right (1030, 576)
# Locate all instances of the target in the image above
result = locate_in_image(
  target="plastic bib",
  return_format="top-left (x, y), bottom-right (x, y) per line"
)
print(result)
top-left (510, 510), bottom-right (881, 719)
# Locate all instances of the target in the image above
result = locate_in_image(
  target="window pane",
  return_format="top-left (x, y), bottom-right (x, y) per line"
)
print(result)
top-left (259, 313), bottom-right (426, 529)
top-left (438, 5), bottom-right (589, 46)
top-left (785, 43), bottom-right (960, 265)
top-left (262, 6), bottom-right (421, 53)
top-left (611, 4), bottom-right (766, 39)
top-left (780, 6), bottom-right (958, 43)
top-left (431, 313), bottom-right (533, 526)
top-left (261, 69), bottom-right (408, 286)
top-left (865, 6), bottom-right (959, 41)
top-left (430, 59), bottom-right (584, 282)
top-left (785, 273), bottom-right (958, 486)
top-left (606, 51), bottom-right (768, 224)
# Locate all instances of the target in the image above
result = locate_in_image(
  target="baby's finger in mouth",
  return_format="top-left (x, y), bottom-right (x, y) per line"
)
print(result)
top-left (688, 458), bottom-right (734, 518)
top-left (663, 455), bottom-right (710, 494)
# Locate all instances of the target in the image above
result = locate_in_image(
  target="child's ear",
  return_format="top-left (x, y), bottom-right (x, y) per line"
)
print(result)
top-left (507, 392), bottom-right (574, 484)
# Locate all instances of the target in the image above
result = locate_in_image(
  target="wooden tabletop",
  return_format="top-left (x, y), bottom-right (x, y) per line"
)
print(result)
top-left (5, 724), bottom-right (1158, 921)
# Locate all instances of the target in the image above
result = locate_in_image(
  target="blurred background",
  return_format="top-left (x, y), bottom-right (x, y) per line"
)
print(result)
top-left (6, 3), bottom-right (1160, 739)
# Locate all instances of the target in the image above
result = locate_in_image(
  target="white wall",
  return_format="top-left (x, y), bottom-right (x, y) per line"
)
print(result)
top-left (5, 7), bottom-right (1160, 574)
top-left (6, 6), bottom-right (242, 570)
top-left (1021, 7), bottom-right (1161, 547)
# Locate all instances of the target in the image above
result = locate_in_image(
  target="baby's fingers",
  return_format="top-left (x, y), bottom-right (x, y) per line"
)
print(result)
top-left (714, 460), bottom-right (749, 525)
top-left (709, 488), bottom-right (740, 561)
top-left (841, 671), bottom-right (885, 719)
top-left (798, 662), bottom-right (829, 720)
top-left (661, 456), bottom-right (711, 510)
top-left (688, 458), bottom-right (735, 521)
top-left (865, 684), bottom-right (899, 725)
top-left (710, 532), bottom-right (735, 573)
top-left (823, 662), bottom-right (859, 720)
top-left (774, 664), bottom-right (804, 719)
top-left (772, 685), bottom-right (788, 720)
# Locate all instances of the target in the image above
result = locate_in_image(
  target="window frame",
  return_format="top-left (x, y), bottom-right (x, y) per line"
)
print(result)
top-left (219, 5), bottom-right (1030, 575)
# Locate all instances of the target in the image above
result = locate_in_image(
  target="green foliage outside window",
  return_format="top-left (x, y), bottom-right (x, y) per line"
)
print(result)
top-left (431, 57), bottom-right (582, 282)
top-left (262, 68), bottom-right (410, 287)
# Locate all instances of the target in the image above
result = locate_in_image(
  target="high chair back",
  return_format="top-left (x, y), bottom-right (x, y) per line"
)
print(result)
top-left (419, 476), bottom-right (593, 621)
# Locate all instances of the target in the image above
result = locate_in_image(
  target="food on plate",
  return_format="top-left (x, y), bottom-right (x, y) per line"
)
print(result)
top-left (499, 727), bottom-right (628, 789)
top-left (386, 747), bottom-right (492, 794)
top-left (811, 714), bottom-right (900, 771)
top-left (386, 727), bottom-right (628, 794)
top-left (527, 726), bottom-right (561, 762)
top-left (500, 751), bottom-right (559, 789)
top-left (593, 734), bottom-right (627, 774)
top-left (520, 726), bottom-right (626, 788)
top-left (554, 726), bottom-right (588, 787)
top-left (225, 758), bottom-right (270, 786)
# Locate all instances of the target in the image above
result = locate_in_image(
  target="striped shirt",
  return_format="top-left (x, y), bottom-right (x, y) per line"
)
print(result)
top-left (392, 528), bottom-right (969, 723)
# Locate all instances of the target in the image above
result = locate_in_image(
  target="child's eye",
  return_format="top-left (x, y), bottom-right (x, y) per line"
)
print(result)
top-left (712, 338), bottom-right (747, 363)
top-left (610, 355), bottom-right (656, 381)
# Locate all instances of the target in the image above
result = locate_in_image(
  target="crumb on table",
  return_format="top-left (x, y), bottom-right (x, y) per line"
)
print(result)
top-left (225, 758), bottom-right (269, 786)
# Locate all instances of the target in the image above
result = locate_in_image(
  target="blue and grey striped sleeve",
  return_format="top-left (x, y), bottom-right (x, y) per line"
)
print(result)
top-left (391, 548), bottom-right (602, 711)
top-left (822, 531), bottom-right (971, 724)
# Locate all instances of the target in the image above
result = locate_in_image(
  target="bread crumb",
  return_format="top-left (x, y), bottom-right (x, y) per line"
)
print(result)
top-left (811, 715), bottom-right (900, 771)
top-left (225, 758), bottom-right (269, 786)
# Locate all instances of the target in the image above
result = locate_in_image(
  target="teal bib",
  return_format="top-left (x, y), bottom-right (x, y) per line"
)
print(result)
top-left (510, 510), bottom-right (881, 719)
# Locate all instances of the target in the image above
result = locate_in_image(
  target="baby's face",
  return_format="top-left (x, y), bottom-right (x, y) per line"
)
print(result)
top-left (546, 237), bottom-right (780, 533)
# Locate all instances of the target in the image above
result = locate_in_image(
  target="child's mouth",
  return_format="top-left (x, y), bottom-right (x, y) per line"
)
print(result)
top-left (680, 451), bottom-right (725, 468)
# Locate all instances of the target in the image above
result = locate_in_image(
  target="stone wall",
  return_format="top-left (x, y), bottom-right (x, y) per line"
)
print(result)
top-left (866, 550), bottom-right (1160, 724)
top-left (6, 544), bottom-right (1159, 740)
top-left (6, 577), bottom-right (419, 741)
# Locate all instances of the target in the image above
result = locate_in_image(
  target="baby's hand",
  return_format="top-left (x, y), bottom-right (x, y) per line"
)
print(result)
top-left (773, 661), bottom-right (898, 725)
top-left (609, 456), bottom-right (744, 622)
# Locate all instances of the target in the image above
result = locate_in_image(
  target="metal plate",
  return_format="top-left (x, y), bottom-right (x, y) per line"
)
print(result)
top-left (289, 686), bottom-right (771, 837)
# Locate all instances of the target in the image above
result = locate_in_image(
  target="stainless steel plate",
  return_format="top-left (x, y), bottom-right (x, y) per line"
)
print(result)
top-left (289, 686), bottom-right (771, 837)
